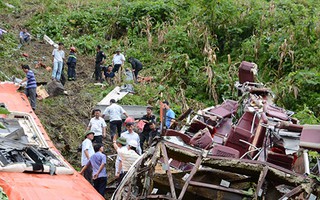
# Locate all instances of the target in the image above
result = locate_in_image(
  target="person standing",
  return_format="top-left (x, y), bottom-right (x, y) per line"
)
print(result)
top-left (51, 42), bottom-right (65, 81)
top-left (95, 45), bottom-right (106, 82)
top-left (20, 65), bottom-right (37, 111)
top-left (162, 100), bottom-right (175, 128)
top-left (128, 57), bottom-right (143, 82)
top-left (81, 131), bottom-right (95, 183)
top-left (80, 144), bottom-right (107, 197)
top-left (112, 49), bottom-right (125, 73)
top-left (121, 122), bottom-right (142, 155)
top-left (86, 109), bottom-right (107, 144)
top-left (67, 46), bottom-right (77, 81)
top-left (112, 138), bottom-right (140, 183)
top-left (148, 121), bottom-right (161, 145)
top-left (114, 137), bottom-right (127, 184)
top-left (103, 99), bottom-right (129, 140)
top-left (138, 106), bottom-right (155, 151)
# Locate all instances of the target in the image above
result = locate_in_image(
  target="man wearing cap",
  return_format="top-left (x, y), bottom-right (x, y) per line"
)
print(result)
top-left (114, 137), bottom-right (127, 183)
top-left (162, 100), bottom-right (175, 128)
top-left (113, 137), bottom-right (140, 183)
top-left (81, 131), bottom-right (95, 183)
top-left (80, 144), bottom-right (107, 196)
top-left (86, 109), bottom-right (107, 144)
top-left (112, 48), bottom-right (125, 73)
top-left (103, 99), bottom-right (129, 140)
top-left (121, 122), bottom-right (142, 155)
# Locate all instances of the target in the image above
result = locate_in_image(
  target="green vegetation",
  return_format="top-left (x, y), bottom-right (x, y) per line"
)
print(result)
top-left (0, 187), bottom-right (8, 200)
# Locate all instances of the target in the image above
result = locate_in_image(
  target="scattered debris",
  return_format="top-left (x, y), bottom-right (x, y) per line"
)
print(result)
top-left (97, 86), bottom-right (129, 106)
top-left (111, 61), bottom-right (320, 199)
top-left (4, 2), bottom-right (15, 9)
top-left (46, 80), bottom-right (64, 96)
top-left (36, 85), bottom-right (49, 100)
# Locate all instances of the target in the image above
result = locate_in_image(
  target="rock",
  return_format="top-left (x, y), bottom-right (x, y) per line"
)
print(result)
top-left (46, 80), bottom-right (64, 96)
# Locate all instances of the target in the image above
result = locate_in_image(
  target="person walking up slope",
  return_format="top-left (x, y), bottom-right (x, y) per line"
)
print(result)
top-left (103, 99), bottom-right (129, 140)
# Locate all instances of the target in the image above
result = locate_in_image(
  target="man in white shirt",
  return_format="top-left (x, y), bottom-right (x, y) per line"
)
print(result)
top-left (103, 99), bottom-right (129, 140)
top-left (52, 42), bottom-right (65, 81)
top-left (113, 137), bottom-right (140, 183)
top-left (112, 48), bottom-right (125, 73)
top-left (121, 122), bottom-right (142, 155)
top-left (86, 109), bottom-right (107, 144)
top-left (81, 131), bottom-right (95, 183)
top-left (114, 137), bottom-right (127, 182)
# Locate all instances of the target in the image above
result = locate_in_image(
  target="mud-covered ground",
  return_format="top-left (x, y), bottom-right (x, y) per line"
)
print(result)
top-left (1, 6), bottom-right (119, 198)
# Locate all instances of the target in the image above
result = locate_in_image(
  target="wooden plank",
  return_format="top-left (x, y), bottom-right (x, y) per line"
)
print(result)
top-left (255, 166), bottom-right (268, 199)
top-left (279, 185), bottom-right (303, 200)
top-left (188, 181), bottom-right (253, 197)
top-left (160, 143), bottom-right (177, 199)
top-left (178, 155), bottom-right (202, 200)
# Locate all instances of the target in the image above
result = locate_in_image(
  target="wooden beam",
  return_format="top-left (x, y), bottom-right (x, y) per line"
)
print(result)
top-left (188, 180), bottom-right (253, 197)
top-left (138, 195), bottom-right (176, 200)
top-left (279, 185), bottom-right (303, 200)
top-left (160, 143), bottom-right (177, 199)
top-left (178, 154), bottom-right (202, 200)
top-left (255, 166), bottom-right (269, 199)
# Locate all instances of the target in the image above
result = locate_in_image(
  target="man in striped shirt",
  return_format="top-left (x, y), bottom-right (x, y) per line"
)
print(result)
top-left (20, 64), bottom-right (37, 110)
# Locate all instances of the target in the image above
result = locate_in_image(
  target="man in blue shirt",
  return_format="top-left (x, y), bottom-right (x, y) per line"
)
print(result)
top-left (20, 65), bottom-right (37, 111)
top-left (81, 144), bottom-right (107, 197)
top-left (163, 100), bottom-right (175, 128)
top-left (19, 28), bottom-right (31, 48)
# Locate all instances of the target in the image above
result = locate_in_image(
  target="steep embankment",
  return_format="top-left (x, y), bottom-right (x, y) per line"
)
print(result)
top-left (0, 2), bottom-right (114, 169)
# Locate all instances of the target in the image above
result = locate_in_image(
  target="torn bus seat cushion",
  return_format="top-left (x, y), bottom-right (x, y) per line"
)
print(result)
top-left (210, 144), bottom-right (240, 158)
top-left (239, 61), bottom-right (255, 84)
top-left (267, 151), bottom-right (294, 170)
top-left (188, 119), bottom-right (215, 136)
top-left (165, 129), bottom-right (191, 144)
top-left (300, 125), bottom-right (320, 151)
top-left (189, 128), bottom-right (213, 149)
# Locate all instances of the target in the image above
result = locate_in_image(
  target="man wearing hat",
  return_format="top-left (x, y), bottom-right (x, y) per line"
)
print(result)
top-left (114, 137), bottom-right (127, 183)
top-left (121, 122), bottom-right (142, 155)
top-left (81, 131), bottom-right (95, 183)
top-left (112, 48), bottom-right (125, 73)
top-left (113, 136), bottom-right (140, 183)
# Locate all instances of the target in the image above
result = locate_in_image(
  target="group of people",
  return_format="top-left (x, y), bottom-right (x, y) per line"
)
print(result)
top-left (80, 99), bottom-right (176, 196)
top-left (51, 42), bottom-right (78, 82)
top-left (95, 45), bottom-right (143, 84)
